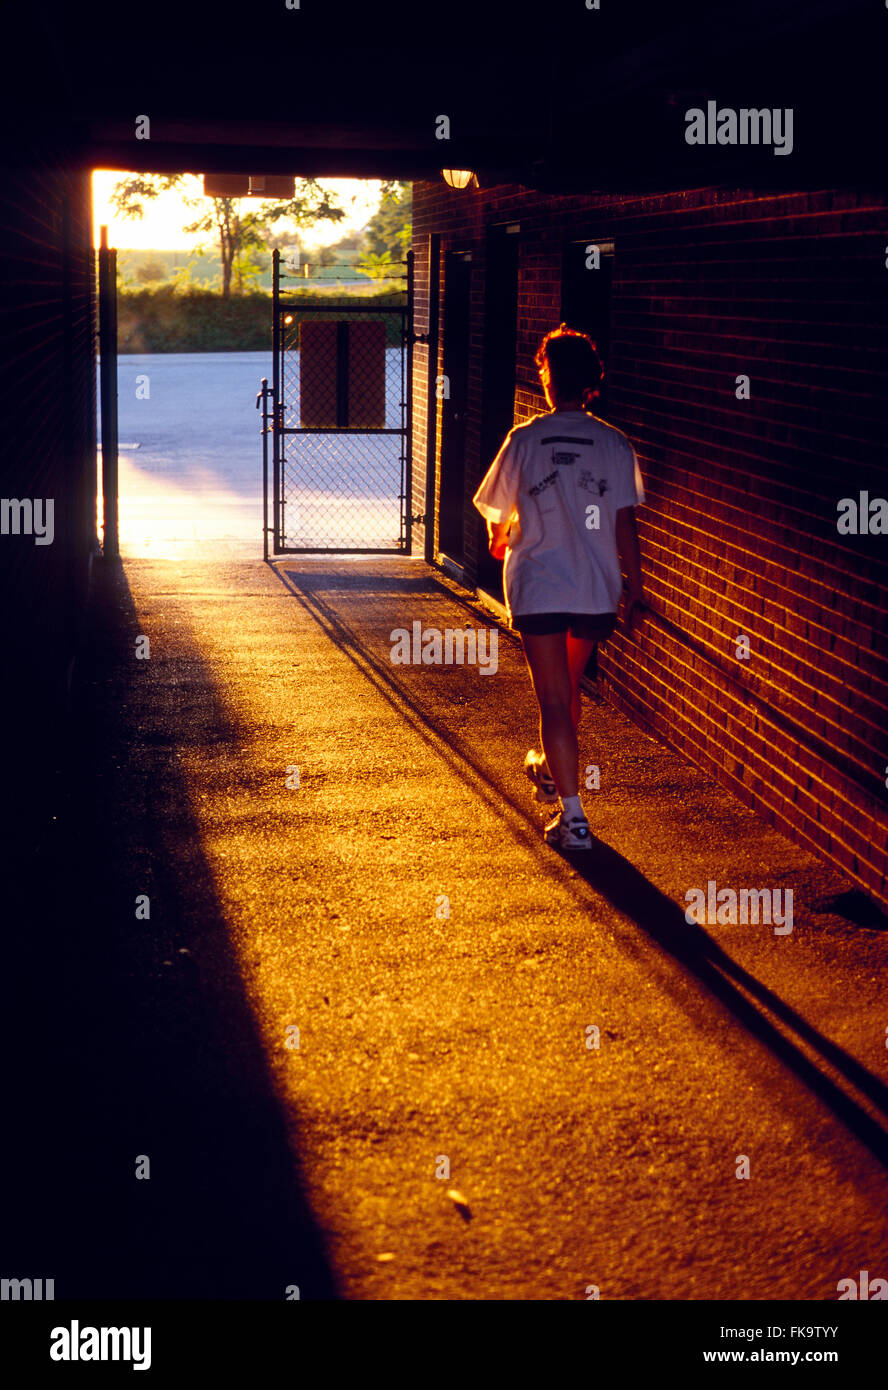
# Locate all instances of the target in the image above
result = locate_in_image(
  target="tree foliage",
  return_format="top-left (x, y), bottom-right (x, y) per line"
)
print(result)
top-left (110, 175), bottom-right (344, 297)
top-left (326, 228), bottom-right (364, 254)
top-left (362, 251), bottom-right (397, 281)
top-left (361, 182), bottom-right (412, 266)
top-left (116, 285), bottom-right (407, 353)
top-left (134, 256), bottom-right (167, 284)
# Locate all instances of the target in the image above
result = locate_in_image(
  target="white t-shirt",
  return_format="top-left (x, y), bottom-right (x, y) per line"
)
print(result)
top-left (472, 409), bottom-right (645, 619)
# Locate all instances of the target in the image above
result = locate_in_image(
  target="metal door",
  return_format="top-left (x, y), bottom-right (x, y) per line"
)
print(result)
top-left (437, 250), bottom-right (472, 562)
top-left (263, 248), bottom-right (412, 555)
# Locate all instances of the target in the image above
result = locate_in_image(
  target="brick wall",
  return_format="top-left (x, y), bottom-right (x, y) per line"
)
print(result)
top-left (412, 182), bottom-right (888, 908)
top-left (0, 149), bottom-right (97, 842)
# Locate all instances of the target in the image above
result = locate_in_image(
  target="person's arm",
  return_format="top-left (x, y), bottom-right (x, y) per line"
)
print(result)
top-left (615, 505), bottom-right (648, 629)
top-left (487, 519), bottom-right (511, 560)
top-left (474, 432), bottom-right (519, 558)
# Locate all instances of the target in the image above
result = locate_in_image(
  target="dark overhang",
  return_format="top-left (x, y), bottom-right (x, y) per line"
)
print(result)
top-left (1, 0), bottom-right (884, 191)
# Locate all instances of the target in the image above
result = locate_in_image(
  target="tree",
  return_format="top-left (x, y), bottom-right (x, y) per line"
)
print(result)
top-left (110, 175), bottom-right (344, 297)
top-left (115, 251), bottom-right (134, 289)
top-left (362, 251), bottom-right (396, 282)
top-left (135, 256), bottom-right (167, 284)
top-left (264, 228), bottom-right (304, 256)
top-left (168, 260), bottom-right (213, 291)
top-left (326, 228), bottom-right (364, 254)
top-left (361, 182), bottom-right (411, 268)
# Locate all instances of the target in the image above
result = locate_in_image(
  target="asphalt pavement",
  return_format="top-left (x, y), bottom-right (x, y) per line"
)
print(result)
top-left (9, 551), bottom-right (886, 1301)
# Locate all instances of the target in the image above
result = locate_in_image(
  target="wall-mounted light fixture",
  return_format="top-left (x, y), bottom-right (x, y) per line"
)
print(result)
top-left (442, 169), bottom-right (479, 189)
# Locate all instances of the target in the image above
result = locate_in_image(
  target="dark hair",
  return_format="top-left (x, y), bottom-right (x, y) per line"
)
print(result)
top-left (535, 324), bottom-right (603, 405)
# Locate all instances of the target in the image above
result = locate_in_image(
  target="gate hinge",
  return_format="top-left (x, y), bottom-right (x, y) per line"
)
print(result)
top-left (411, 512), bottom-right (427, 525)
top-left (411, 332), bottom-right (430, 345)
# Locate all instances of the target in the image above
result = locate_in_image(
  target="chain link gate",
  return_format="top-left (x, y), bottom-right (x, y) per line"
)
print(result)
top-left (263, 248), bottom-right (413, 555)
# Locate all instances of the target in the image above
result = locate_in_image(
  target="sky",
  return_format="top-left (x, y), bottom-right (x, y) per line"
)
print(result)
top-left (91, 171), bottom-right (382, 252)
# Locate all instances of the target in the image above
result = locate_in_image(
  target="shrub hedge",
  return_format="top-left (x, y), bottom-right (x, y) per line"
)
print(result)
top-left (117, 286), bottom-right (408, 353)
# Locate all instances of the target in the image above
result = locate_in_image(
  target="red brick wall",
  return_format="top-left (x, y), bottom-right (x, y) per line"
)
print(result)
top-left (412, 182), bottom-right (888, 908)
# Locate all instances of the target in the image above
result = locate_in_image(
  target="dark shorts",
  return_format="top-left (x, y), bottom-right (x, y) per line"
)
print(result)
top-left (511, 611), bottom-right (618, 641)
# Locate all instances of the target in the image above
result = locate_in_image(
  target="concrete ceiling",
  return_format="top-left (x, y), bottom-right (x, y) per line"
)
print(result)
top-left (3, 0), bottom-right (885, 189)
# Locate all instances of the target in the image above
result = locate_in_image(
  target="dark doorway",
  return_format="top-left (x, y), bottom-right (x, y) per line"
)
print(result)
top-left (560, 237), bottom-right (614, 416)
top-left (437, 250), bottom-right (472, 562)
top-left (477, 223), bottom-right (520, 601)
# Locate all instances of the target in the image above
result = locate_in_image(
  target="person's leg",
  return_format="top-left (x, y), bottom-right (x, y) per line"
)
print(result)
top-left (566, 634), bottom-right (596, 730)
top-left (521, 631), bottom-right (579, 798)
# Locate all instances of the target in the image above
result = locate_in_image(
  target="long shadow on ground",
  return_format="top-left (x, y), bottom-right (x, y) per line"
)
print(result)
top-left (275, 563), bottom-right (888, 1170)
top-left (0, 557), bottom-right (338, 1300)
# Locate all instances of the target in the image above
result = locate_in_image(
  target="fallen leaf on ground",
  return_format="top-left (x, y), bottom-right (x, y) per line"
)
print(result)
top-left (447, 1188), bottom-right (472, 1219)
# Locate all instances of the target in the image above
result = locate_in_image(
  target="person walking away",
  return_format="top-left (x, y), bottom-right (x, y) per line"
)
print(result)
top-left (473, 324), bottom-right (647, 850)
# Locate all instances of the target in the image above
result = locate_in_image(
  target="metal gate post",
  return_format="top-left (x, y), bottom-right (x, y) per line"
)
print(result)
top-left (98, 225), bottom-right (119, 557)
top-left (272, 248), bottom-right (281, 553)
top-left (404, 247), bottom-right (414, 553)
top-left (257, 377), bottom-right (270, 562)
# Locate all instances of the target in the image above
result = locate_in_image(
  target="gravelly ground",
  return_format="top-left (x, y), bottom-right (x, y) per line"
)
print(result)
top-left (5, 552), bottom-right (886, 1301)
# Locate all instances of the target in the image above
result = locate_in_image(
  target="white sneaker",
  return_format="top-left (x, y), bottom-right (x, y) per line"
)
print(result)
top-left (544, 811), bottom-right (592, 850)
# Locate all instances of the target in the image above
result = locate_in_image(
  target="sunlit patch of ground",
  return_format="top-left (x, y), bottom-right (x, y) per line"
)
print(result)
top-left (101, 453), bottom-right (261, 559)
top-left (101, 453), bottom-right (403, 558)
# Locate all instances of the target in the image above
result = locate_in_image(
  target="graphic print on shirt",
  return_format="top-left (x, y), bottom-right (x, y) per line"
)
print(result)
top-left (528, 469), bottom-right (558, 498)
top-left (529, 434), bottom-right (594, 503)
top-left (577, 469), bottom-right (609, 497)
top-left (540, 435), bottom-right (597, 447)
top-left (471, 409), bottom-right (645, 621)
